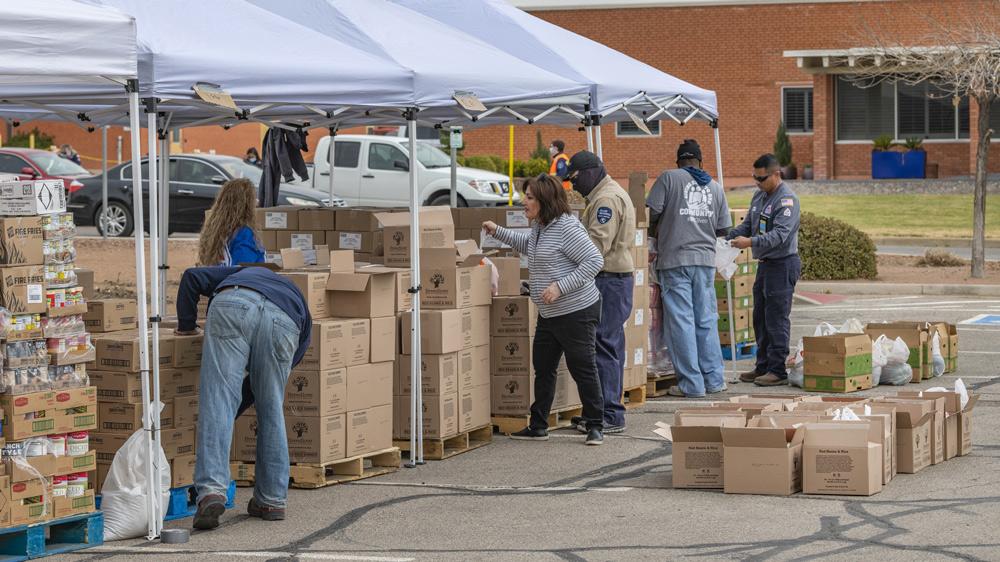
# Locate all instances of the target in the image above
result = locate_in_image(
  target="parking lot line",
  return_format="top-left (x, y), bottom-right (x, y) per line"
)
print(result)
top-left (89, 547), bottom-right (415, 561)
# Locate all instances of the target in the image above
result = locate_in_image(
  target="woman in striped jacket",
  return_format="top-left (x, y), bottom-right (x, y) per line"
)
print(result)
top-left (483, 174), bottom-right (607, 446)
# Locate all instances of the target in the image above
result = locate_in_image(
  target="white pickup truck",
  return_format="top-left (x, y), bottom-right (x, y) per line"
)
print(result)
top-left (312, 134), bottom-right (520, 207)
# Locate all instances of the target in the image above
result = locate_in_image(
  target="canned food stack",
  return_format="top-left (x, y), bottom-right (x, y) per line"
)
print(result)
top-left (0, 178), bottom-right (99, 528)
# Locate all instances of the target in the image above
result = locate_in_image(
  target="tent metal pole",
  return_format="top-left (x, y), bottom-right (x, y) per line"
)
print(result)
top-left (159, 132), bottom-right (169, 316)
top-left (585, 124), bottom-right (594, 153)
top-left (146, 107), bottom-right (164, 536)
top-left (128, 85), bottom-right (157, 541)
top-left (328, 127), bottom-right (336, 204)
top-left (101, 126), bottom-right (108, 239)
top-left (713, 123), bottom-right (737, 377)
top-left (406, 111), bottom-right (424, 467)
top-left (449, 128), bottom-right (458, 208)
top-left (593, 117), bottom-right (604, 159)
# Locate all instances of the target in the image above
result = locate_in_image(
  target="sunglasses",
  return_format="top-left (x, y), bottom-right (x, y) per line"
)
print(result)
top-left (753, 173), bottom-right (773, 183)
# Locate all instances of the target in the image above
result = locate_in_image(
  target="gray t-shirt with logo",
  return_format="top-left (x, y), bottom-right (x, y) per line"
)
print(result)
top-left (646, 168), bottom-right (731, 271)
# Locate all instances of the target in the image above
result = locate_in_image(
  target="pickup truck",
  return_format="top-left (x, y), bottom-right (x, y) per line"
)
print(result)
top-left (313, 134), bottom-right (520, 207)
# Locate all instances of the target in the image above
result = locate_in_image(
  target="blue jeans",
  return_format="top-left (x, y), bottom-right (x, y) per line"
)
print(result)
top-left (658, 267), bottom-right (725, 397)
top-left (595, 274), bottom-right (633, 426)
top-left (195, 288), bottom-right (299, 509)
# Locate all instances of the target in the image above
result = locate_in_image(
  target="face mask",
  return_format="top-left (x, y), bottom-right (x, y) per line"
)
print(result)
top-left (549, 146), bottom-right (558, 157)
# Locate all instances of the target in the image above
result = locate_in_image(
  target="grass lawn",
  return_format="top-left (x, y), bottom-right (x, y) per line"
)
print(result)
top-left (725, 191), bottom-right (1000, 239)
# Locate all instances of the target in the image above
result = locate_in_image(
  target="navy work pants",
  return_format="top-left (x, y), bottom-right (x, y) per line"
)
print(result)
top-left (753, 255), bottom-right (801, 378)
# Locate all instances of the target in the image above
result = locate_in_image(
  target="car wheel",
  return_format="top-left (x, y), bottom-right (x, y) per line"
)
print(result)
top-left (95, 202), bottom-right (134, 237)
top-left (427, 193), bottom-right (467, 207)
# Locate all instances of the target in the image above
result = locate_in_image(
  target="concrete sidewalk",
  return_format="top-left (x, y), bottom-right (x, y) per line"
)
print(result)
top-left (799, 281), bottom-right (1000, 297)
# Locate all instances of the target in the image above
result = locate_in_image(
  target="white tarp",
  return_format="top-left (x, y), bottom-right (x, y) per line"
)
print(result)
top-left (393, 0), bottom-right (719, 123)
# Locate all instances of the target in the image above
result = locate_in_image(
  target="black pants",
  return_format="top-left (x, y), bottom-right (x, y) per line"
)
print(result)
top-left (530, 299), bottom-right (604, 431)
top-left (753, 255), bottom-right (801, 378)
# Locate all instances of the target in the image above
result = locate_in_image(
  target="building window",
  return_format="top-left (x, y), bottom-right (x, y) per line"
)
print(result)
top-left (836, 76), bottom-right (970, 141)
top-left (782, 87), bottom-right (813, 133)
top-left (989, 99), bottom-right (1000, 136)
top-left (616, 120), bottom-right (660, 137)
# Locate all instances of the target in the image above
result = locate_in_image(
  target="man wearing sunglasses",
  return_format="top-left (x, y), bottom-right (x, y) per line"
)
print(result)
top-left (727, 153), bottom-right (801, 387)
top-left (562, 150), bottom-right (636, 434)
top-left (646, 139), bottom-right (732, 398)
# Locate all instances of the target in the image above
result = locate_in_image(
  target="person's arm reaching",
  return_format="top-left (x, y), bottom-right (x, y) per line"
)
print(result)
top-left (490, 224), bottom-right (531, 254)
top-left (175, 267), bottom-right (239, 332)
top-left (726, 205), bottom-right (754, 240)
top-left (554, 220), bottom-right (604, 296)
top-left (715, 184), bottom-right (734, 238)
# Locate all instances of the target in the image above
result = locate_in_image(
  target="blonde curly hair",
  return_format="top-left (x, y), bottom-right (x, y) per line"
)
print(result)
top-left (198, 178), bottom-right (258, 266)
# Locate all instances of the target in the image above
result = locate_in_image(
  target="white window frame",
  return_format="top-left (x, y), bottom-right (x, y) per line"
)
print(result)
top-left (615, 120), bottom-right (662, 138)
top-left (781, 85), bottom-right (814, 135)
top-left (835, 77), bottom-right (972, 144)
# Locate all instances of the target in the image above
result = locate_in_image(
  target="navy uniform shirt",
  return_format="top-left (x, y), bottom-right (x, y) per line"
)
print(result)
top-left (727, 182), bottom-right (800, 260)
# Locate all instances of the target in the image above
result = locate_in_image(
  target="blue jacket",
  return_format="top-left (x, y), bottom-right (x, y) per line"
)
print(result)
top-left (224, 226), bottom-right (264, 266)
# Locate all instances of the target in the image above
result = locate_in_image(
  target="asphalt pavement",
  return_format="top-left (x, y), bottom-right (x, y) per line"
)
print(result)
top-left (58, 295), bottom-right (1000, 562)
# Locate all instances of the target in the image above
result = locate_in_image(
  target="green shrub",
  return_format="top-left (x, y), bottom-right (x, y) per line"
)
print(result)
top-left (916, 249), bottom-right (965, 267)
top-left (487, 155), bottom-right (505, 173)
top-left (530, 131), bottom-right (550, 161)
top-left (872, 134), bottom-right (896, 151)
top-left (6, 127), bottom-right (55, 150)
top-left (799, 212), bottom-right (878, 280)
top-left (463, 155), bottom-right (497, 172)
top-left (773, 121), bottom-right (792, 167)
top-left (521, 158), bottom-right (549, 177)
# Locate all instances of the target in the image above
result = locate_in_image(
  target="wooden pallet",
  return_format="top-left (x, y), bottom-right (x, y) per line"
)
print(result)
top-left (0, 512), bottom-right (103, 561)
top-left (231, 447), bottom-right (401, 489)
top-left (646, 374), bottom-right (678, 398)
top-left (394, 425), bottom-right (493, 461)
top-left (722, 342), bottom-right (757, 360)
top-left (491, 405), bottom-right (584, 435)
top-left (623, 384), bottom-right (647, 410)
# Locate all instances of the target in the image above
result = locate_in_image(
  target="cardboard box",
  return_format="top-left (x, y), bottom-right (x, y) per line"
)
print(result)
top-left (7, 451), bottom-right (97, 481)
top-left (391, 269), bottom-right (413, 313)
top-left (803, 374), bottom-right (873, 393)
top-left (330, 230), bottom-right (381, 254)
top-left (327, 262), bottom-right (397, 318)
top-left (802, 334), bottom-right (873, 376)
top-left (0, 179), bottom-right (66, 216)
top-left (0, 216), bottom-right (44, 266)
top-left (281, 271), bottom-right (331, 319)
top-left (346, 362), bottom-right (393, 411)
top-left (393, 393), bottom-right (458, 440)
top-left (171, 454), bottom-right (197, 488)
top-left (258, 229), bottom-right (278, 252)
top-left (347, 404), bottom-right (392, 457)
top-left (721, 418), bottom-right (804, 496)
top-left (490, 296), bottom-right (537, 337)
top-left (335, 208), bottom-right (388, 232)
top-left (300, 318), bottom-right (371, 371)
top-left (255, 206), bottom-right (299, 230)
top-left (2, 388), bottom-right (98, 440)
top-left (491, 336), bottom-right (532, 377)
top-left (88, 369), bottom-right (197, 403)
top-left (397, 353), bottom-right (458, 395)
top-left (892, 394), bottom-right (946, 465)
top-left (377, 208), bottom-right (455, 267)
top-left (715, 277), bottom-right (751, 299)
top-left (297, 208), bottom-right (337, 230)
top-left (719, 296), bottom-right (753, 311)
top-left (82, 299), bottom-right (137, 333)
top-left (51, 489), bottom-right (96, 520)
top-left (459, 384), bottom-right (490, 432)
top-left (93, 332), bottom-right (175, 372)
top-left (1, 265), bottom-right (46, 314)
top-left (172, 333), bottom-right (203, 368)
top-left (879, 399), bottom-right (934, 473)
top-left (368, 315), bottom-right (396, 364)
top-left (420, 247), bottom-right (492, 309)
top-left (286, 368), bottom-right (347, 417)
top-left (458, 344), bottom-right (491, 390)
top-left (552, 371), bottom-right (581, 410)
top-left (91, 432), bottom-right (129, 463)
top-left (173, 394), bottom-right (199, 428)
top-left (653, 412), bottom-right (746, 489)
top-left (803, 422), bottom-right (883, 496)
top-left (719, 328), bottom-right (754, 346)
top-left (401, 306), bottom-right (489, 355)
top-left (236, 414), bottom-right (347, 464)
top-left (491, 257), bottom-right (522, 297)
top-left (491, 375), bottom-right (532, 415)
top-left (98, 401), bottom-right (174, 434)
top-left (160, 427), bottom-right (196, 459)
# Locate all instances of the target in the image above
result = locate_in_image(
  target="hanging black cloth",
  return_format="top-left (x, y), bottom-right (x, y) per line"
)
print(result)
top-left (259, 127), bottom-right (310, 206)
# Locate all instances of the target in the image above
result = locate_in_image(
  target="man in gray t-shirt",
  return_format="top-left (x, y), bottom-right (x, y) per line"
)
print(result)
top-left (645, 139), bottom-right (731, 398)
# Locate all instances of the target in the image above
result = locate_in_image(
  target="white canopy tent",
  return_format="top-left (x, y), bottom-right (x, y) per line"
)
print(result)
top-left (0, 0), bottom-right (165, 539)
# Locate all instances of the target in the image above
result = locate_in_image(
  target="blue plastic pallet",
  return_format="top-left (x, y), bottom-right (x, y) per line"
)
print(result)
top-left (95, 481), bottom-right (236, 522)
top-left (722, 343), bottom-right (757, 361)
top-left (0, 511), bottom-right (103, 562)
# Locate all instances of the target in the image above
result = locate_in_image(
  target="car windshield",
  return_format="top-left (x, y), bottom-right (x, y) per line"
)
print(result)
top-left (416, 143), bottom-right (452, 168)
top-left (214, 157), bottom-right (263, 184)
top-left (31, 152), bottom-right (89, 176)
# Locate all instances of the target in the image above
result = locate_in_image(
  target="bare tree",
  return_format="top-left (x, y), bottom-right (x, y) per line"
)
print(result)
top-left (847, 4), bottom-right (1000, 278)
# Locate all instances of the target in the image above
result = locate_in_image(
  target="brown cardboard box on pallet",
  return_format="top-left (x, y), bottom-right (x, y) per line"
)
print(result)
top-left (376, 208), bottom-right (455, 267)
top-left (276, 230), bottom-right (326, 250)
top-left (347, 404), bottom-right (393, 457)
top-left (255, 206), bottom-right (299, 230)
top-left (420, 246), bottom-right (492, 309)
top-left (491, 336), bottom-right (532, 377)
top-left (458, 344), bottom-right (490, 390)
top-left (93, 331), bottom-right (175, 372)
top-left (297, 208), bottom-right (337, 230)
top-left (83, 299), bottom-right (137, 332)
top-left (89, 369), bottom-right (197, 404)
top-left (326, 253), bottom-right (398, 318)
top-left (280, 271), bottom-right (331, 318)
top-left (459, 384), bottom-right (491, 432)
top-left (286, 368), bottom-right (347, 417)
top-left (393, 392), bottom-right (458, 440)
top-left (401, 306), bottom-right (489, 355)
top-left (98, 401), bottom-right (174, 433)
top-left (172, 454), bottom-right (197, 488)
top-left (490, 296), bottom-right (536, 337)
top-left (345, 362), bottom-right (393, 412)
top-left (235, 413), bottom-right (347, 465)
top-left (299, 318), bottom-right (371, 371)
top-left (396, 353), bottom-right (458, 395)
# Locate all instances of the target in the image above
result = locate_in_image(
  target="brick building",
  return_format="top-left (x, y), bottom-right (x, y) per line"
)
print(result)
top-left (7, 0), bottom-right (998, 184)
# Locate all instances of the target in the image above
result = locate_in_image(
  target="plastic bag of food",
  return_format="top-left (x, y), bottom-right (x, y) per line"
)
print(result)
top-left (930, 332), bottom-right (946, 378)
top-left (714, 238), bottom-right (741, 281)
top-left (839, 318), bottom-right (865, 334)
top-left (787, 339), bottom-right (805, 388)
top-left (813, 322), bottom-right (839, 337)
top-left (879, 336), bottom-right (913, 385)
top-left (871, 335), bottom-right (889, 386)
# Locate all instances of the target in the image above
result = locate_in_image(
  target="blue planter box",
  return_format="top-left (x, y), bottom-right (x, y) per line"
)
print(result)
top-left (872, 150), bottom-right (926, 179)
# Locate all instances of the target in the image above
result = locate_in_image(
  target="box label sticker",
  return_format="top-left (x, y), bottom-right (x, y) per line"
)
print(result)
top-left (339, 232), bottom-right (362, 250)
top-left (265, 212), bottom-right (288, 229)
top-left (291, 233), bottom-right (314, 249)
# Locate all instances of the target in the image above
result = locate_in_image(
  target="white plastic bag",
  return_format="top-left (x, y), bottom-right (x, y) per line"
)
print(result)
top-left (832, 407), bottom-right (861, 421)
top-left (930, 333), bottom-right (946, 378)
top-left (926, 378), bottom-right (970, 409)
top-left (714, 238), bottom-right (741, 280)
top-left (102, 406), bottom-right (171, 541)
top-left (879, 336), bottom-right (913, 385)
top-left (481, 257), bottom-right (500, 297)
top-left (813, 322), bottom-right (839, 337)
top-left (787, 339), bottom-right (805, 388)
top-left (871, 335), bottom-right (888, 386)
top-left (839, 318), bottom-right (865, 334)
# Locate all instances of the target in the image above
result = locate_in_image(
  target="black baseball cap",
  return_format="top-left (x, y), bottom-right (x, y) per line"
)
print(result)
top-left (563, 150), bottom-right (603, 178)
top-left (677, 139), bottom-right (702, 162)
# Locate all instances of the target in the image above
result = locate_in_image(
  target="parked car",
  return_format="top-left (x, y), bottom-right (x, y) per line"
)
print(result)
top-left (0, 147), bottom-right (91, 193)
top-left (71, 154), bottom-right (342, 237)
top-left (312, 134), bottom-right (520, 207)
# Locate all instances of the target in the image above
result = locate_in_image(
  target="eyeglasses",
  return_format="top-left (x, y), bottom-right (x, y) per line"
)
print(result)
top-left (753, 173), bottom-right (773, 183)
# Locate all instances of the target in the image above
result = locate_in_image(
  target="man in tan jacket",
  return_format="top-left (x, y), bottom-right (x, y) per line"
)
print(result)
top-left (563, 151), bottom-right (636, 433)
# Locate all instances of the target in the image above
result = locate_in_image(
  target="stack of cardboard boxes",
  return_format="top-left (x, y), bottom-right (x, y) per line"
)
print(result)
top-left (395, 230), bottom-right (492, 446)
top-left (717, 209), bottom-right (757, 357)
top-left (624, 195), bottom-right (650, 396)
top-left (801, 334), bottom-right (874, 393)
top-left (658, 390), bottom-right (978, 497)
top-left (0, 178), bottom-right (100, 526)
top-left (87, 301), bottom-right (202, 492)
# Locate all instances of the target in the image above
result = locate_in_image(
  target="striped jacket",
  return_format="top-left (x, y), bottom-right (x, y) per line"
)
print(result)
top-left (494, 213), bottom-right (603, 318)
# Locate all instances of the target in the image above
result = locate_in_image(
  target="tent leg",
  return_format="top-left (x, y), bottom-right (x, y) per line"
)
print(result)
top-left (585, 124), bottom-right (594, 153)
top-left (128, 87), bottom-right (157, 542)
top-left (594, 120), bottom-right (604, 160)
top-left (159, 133), bottom-right (170, 316)
top-left (726, 279), bottom-right (738, 380)
top-left (328, 127), bottom-right (337, 204)
top-left (101, 126), bottom-right (108, 239)
top-left (406, 112), bottom-right (424, 467)
top-left (449, 131), bottom-right (458, 208)
top-left (146, 108), bottom-right (164, 536)
top-left (712, 123), bottom-right (725, 191)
